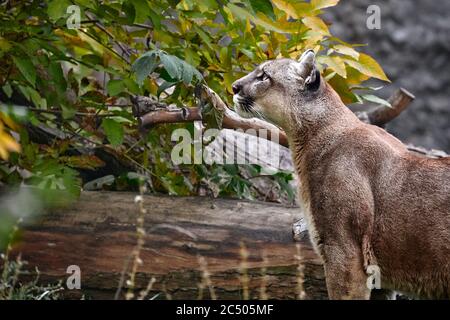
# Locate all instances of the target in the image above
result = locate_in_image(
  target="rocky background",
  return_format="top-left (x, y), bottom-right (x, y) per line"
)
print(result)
top-left (324, 0), bottom-right (450, 152)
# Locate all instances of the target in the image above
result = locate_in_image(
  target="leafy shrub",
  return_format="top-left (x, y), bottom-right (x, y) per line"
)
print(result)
top-left (0, 0), bottom-right (389, 205)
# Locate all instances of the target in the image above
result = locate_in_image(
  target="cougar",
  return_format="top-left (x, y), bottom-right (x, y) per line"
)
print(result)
top-left (231, 50), bottom-right (450, 299)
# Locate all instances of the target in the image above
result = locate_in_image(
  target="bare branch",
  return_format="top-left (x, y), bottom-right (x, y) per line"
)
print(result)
top-left (356, 88), bottom-right (415, 126)
top-left (136, 86), bottom-right (415, 149)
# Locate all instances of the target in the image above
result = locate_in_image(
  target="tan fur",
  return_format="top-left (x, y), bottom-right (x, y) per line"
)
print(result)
top-left (232, 51), bottom-right (450, 299)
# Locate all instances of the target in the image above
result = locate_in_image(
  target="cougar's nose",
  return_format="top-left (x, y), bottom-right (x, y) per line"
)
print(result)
top-left (232, 82), bottom-right (242, 95)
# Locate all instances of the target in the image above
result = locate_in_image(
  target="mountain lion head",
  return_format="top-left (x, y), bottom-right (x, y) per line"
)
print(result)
top-left (232, 50), bottom-right (322, 128)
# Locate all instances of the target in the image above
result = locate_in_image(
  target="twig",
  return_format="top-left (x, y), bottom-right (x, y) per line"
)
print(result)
top-left (85, 12), bottom-right (131, 59)
top-left (28, 108), bottom-right (115, 117)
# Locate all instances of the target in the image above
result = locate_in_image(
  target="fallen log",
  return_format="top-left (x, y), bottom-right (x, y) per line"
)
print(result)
top-left (12, 191), bottom-right (326, 300)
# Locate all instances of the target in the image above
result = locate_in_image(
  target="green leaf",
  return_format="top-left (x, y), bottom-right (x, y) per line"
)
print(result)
top-left (18, 85), bottom-right (46, 109)
top-left (158, 53), bottom-right (202, 85)
top-left (82, 54), bottom-right (103, 66)
top-left (160, 53), bottom-right (182, 80)
top-left (132, 52), bottom-right (157, 85)
top-left (181, 61), bottom-right (193, 85)
top-left (29, 88), bottom-right (47, 109)
top-left (227, 3), bottom-right (285, 33)
top-left (240, 48), bottom-right (255, 59)
top-left (122, 1), bottom-right (136, 24)
top-left (102, 118), bottom-right (124, 146)
top-left (147, 7), bottom-right (162, 29)
top-left (157, 81), bottom-right (177, 97)
top-left (107, 79), bottom-right (125, 96)
top-left (361, 94), bottom-right (392, 108)
top-left (2, 83), bottom-right (12, 98)
top-left (29, 159), bottom-right (81, 203)
top-left (123, 78), bottom-right (140, 94)
top-left (193, 25), bottom-right (214, 50)
top-left (130, 0), bottom-right (151, 23)
top-left (201, 102), bottom-right (224, 130)
top-left (49, 61), bottom-right (67, 93)
top-left (249, 0), bottom-right (275, 20)
top-left (61, 104), bottom-right (76, 119)
top-left (12, 57), bottom-right (36, 87)
top-left (344, 53), bottom-right (390, 82)
top-left (47, 0), bottom-right (72, 22)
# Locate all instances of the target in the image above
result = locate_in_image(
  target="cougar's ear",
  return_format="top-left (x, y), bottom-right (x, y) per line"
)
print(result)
top-left (291, 49), bottom-right (317, 88)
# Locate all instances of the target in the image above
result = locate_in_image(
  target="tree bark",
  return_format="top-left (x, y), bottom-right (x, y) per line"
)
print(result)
top-left (11, 191), bottom-right (326, 300)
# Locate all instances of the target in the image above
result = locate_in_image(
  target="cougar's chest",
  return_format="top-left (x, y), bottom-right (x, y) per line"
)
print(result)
top-left (294, 157), bottom-right (324, 259)
top-left (290, 136), bottom-right (325, 258)
top-left (297, 181), bottom-right (323, 259)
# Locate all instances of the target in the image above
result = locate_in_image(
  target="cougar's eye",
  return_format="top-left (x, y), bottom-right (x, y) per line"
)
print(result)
top-left (256, 71), bottom-right (269, 82)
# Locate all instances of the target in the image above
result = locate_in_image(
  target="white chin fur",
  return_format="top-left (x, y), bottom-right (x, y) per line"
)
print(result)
top-left (234, 104), bottom-right (253, 119)
top-left (233, 94), bottom-right (259, 119)
top-left (235, 106), bottom-right (250, 118)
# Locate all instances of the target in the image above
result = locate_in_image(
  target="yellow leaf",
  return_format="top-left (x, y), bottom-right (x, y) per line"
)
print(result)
top-left (0, 37), bottom-right (12, 52)
top-left (0, 134), bottom-right (20, 154)
top-left (227, 4), bottom-right (285, 33)
top-left (222, 6), bottom-right (234, 23)
top-left (317, 55), bottom-right (347, 78)
top-left (333, 44), bottom-right (360, 59)
top-left (0, 112), bottom-right (20, 131)
top-left (346, 66), bottom-right (370, 86)
top-left (327, 74), bottom-right (358, 104)
top-left (344, 53), bottom-right (390, 82)
top-left (0, 122), bottom-right (21, 160)
top-left (345, 66), bottom-right (370, 85)
top-left (272, 0), bottom-right (299, 18)
top-left (302, 16), bottom-right (330, 35)
top-left (303, 30), bottom-right (324, 48)
top-left (245, 17), bottom-right (252, 34)
top-left (223, 72), bottom-right (234, 94)
top-left (311, 0), bottom-right (340, 10)
top-left (272, 0), bottom-right (312, 19)
top-left (0, 145), bottom-right (8, 160)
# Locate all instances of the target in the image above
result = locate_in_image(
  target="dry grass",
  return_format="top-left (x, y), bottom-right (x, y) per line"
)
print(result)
top-left (114, 185), bottom-right (308, 300)
top-left (259, 250), bottom-right (269, 300)
top-left (181, 243), bottom-right (306, 300)
top-left (197, 255), bottom-right (216, 300)
top-left (238, 241), bottom-right (250, 300)
top-left (295, 243), bottom-right (306, 300)
top-left (1, 224), bottom-right (63, 300)
top-left (115, 183), bottom-right (153, 300)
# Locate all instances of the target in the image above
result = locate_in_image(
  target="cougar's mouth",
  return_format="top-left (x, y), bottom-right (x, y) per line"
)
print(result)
top-left (233, 94), bottom-right (255, 117)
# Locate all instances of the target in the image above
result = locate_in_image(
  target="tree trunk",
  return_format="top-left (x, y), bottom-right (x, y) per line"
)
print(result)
top-left (12, 191), bottom-right (326, 300)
